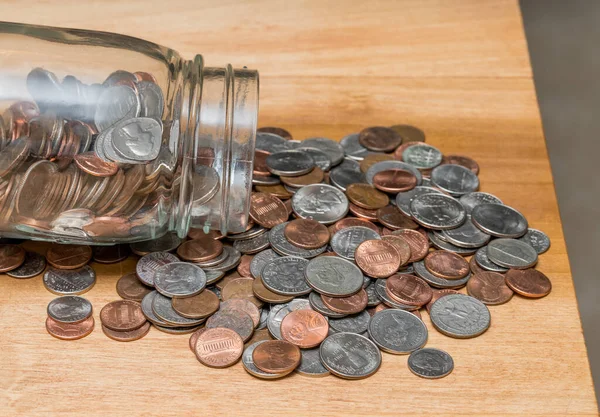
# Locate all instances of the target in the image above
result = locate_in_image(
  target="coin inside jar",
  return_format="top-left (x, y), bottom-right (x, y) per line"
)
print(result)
top-left (252, 340), bottom-right (302, 373)
top-left (283, 218), bottom-right (330, 249)
top-left (280, 309), bottom-right (329, 348)
top-left (46, 244), bottom-right (92, 270)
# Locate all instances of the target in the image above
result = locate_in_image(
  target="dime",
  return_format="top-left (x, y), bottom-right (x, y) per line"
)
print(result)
top-left (486, 238), bottom-right (538, 269)
top-left (296, 347), bottom-right (330, 377)
top-left (130, 233), bottom-right (182, 255)
top-left (392, 229), bottom-right (429, 262)
top-left (177, 237), bottom-right (223, 262)
top-left (43, 266), bottom-right (96, 295)
top-left (284, 219), bottom-right (330, 249)
top-left (249, 192), bottom-right (288, 228)
top-left (100, 300), bottom-right (146, 332)
top-left (467, 271), bottom-right (514, 305)
top-left (172, 290), bottom-right (220, 319)
top-left (6, 251), bottom-right (46, 278)
top-left (152, 292), bottom-right (205, 327)
top-left (232, 232), bottom-right (271, 254)
top-left (243, 341), bottom-right (289, 379)
top-left (268, 222), bottom-right (327, 258)
top-left (430, 294), bottom-right (491, 338)
top-left (424, 250), bottom-right (470, 280)
top-left (291, 184), bottom-right (349, 224)
top-left (518, 228), bottom-right (551, 254)
top-left (154, 262), bottom-right (207, 298)
top-left (459, 192), bottom-right (503, 214)
top-left (221, 278), bottom-right (263, 307)
top-left (261, 256), bottom-right (312, 296)
top-left (305, 256), bottom-right (364, 297)
top-left (413, 261), bottom-right (471, 289)
top-left (474, 246), bottom-right (509, 273)
top-left (116, 273), bottom-right (153, 302)
top-left (281, 309), bottom-right (329, 348)
top-left (135, 251), bottom-right (179, 287)
top-left (195, 327), bottom-right (244, 368)
top-left (377, 205), bottom-right (419, 230)
top-left (431, 164), bottom-right (479, 196)
top-left (266, 150), bottom-right (315, 176)
top-left (321, 289), bottom-right (368, 314)
top-left (386, 274), bottom-right (433, 307)
top-left (369, 309), bottom-right (428, 354)
top-left (319, 332), bottom-right (381, 379)
top-left (250, 249), bottom-right (280, 278)
top-left (330, 226), bottom-right (380, 260)
top-left (301, 137), bottom-right (344, 166)
top-left (206, 310), bottom-right (255, 342)
top-left (471, 203), bottom-right (528, 238)
top-left (328, 310), bottom-right (371, 334)
top-left (252, 340), bottom-right (301, 373)
top-left (425, 289), bottom-right (462, 312)
top-left (47, 296), bottom-right (93, 324)
top-left (257, 126), bottom-right (293, 140)
top-left (440, 216), bottom-right (490, 248)
top-left (102, 321), bottom-right (151, 342)
top-left (373, 169), bottom-right (417, 193)
top-left (408, 348), bottom-right (454, 379)
top-left (355, 239), bottom-right (401, 278)
top-left (220, 298), bottom-right (261, 328)
top-left (410, 193), bottom-right (466, 229)
top-left (46, 244), bottom-right (92, 270)
top-left (46, 316), bottom-right (95, 341)
top-left (505, 268), bottom-right (552, 298)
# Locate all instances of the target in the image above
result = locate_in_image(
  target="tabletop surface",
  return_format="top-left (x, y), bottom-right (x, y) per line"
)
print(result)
top-left (0, 0), bottom-right (598, 416)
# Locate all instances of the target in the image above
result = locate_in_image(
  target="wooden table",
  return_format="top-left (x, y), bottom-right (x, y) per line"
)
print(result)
top-left (0, 1), bottom-right (597, 415)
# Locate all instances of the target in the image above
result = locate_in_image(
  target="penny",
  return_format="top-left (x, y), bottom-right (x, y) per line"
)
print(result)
top-left (321, 289), bottom-right (368, 314)
top-left (308, 292), bottom-right (347, 318)
top-left (425, 289), bottom-right (462, 312)
top-left (408, 348), bottom-right (454, 379)
top-left (474, 246), bottom-right (509, 273)
top-left (305, 255), bottom-right (364, 297)
top-left (469, 255), bottom-right (487, 275)
top-left (188, 228), bottom-right (224, 241)
top-left (346, 183), bottom-right (389, 210)
top-left (135, 251), bottom-right (179, 287)
top-left (252, 277), bottom-right (294, 304)
top-left (221, 278), bottom-right (263, 307)
top-left (257, 126), bottom-right (293, 140)
top-left (467, 271), bottom-right (514, 305)
top-left (390, 124), bottom-right (426, 142)
top-left (250, 249), bottom-right (280, 279)
top-left (392, 229), bottom-right (429, 262)
top-left (102, 321), bottom-right (151, 342)
top-left (216, 272), bottom-right (243, 290)
top-left (459, 192), bottom-right (503, 214)
top-left (284, 219), bottom-right (330, 249)
top-left (189, 327), bottom-right (208, 352)
top-left (43, 266), bottom-right (96, 295)
top-left (280, 166), bottom-right (324, 187)
top-left (330, 226), bottom-right (380, 260)
top-left (195, 327), bottom-right (244, 368)
top-left (319, 332), bottom-right (381, 379)
top-left (518, 228), bottom-right (551, 254)
top-left (410, 193), bottom-right (466, 230)
top-left (100, 300), bottom-right (146, 332)
top-left (249, 192), bottom-right (289, 228)
top-left (386, 274), bottom-right (433, 306)
top-left (402, 143), bottom-right (443, 169)
top-left (243, 340), bottom-right (289, 379)
top-left (266, 150), bottom-right (315, 177)
top-left (232, 232), bottom-right (271, 254)
top-left (348, 202), bottom-right (378, 221)
top-left (395, 185), bottom-right (443, 217)
top-left (220, 299), bottom-right (261, 328)
top-left (486, 238), bottom-right (538, 269)
top-left (471, 203), bottom-right (528, 238)
top-left (424, 250), bottom-right (470, 280)
top-left (291, 184), bottom-right (349, 224)
top-left (237, 255), bottom-right (253, 276)
top-left (261, 256), bottom-right (312, 296)
top-left (46, 245), bottom-right (92, 270)
top-left (359, 153), bottom-right (394, 173)
top-left (431, 164), bottom-right (479, 196)
top-left (152, 292), bottom-right (206, 327)
top-left (177, 237), bottom-right (223, 262)
top-left (355, 239), bottom-right (401, 278)
top-left (505, 268), bottom-right (552, 298)
top-left (369, 309), bottom-right (428, 354)
top-left (443, 154), bottom-right (480, 174)
top-left (206, 310), bottom-right (254, 342)
top-left (116, 273), bottom-right (153, 302)
top-left (129, 233), bottom-right (182, 255)
top-left (254, 183), bottom-right (291, 198)
top-left (380, 235), bottom-right (412, 266)
top-left (329, 217), bottom-right (379, 235)
top-left (430, 294), bottom-right (491, 338)
top-left (268, 222), bottom-right (327, 258)
top-left (74, 152), bottom-right (118, 176)
top-left (373, 169), bottom-right (417, 193)
top-left (6, 251), bottom-right (46, 278)
top-left (413, 260), bottom-right (471, 290)
top-left (280, 309), bottom-right (329, 348)
top-left (328, 310), bottom-right (371, 333)
top-left (172, 290), bottom-right (220, 319)
top-left (358, 126), bottom-right (403, 152)
top-left (252, 340), bottom-right (301, 374)
top-left (296, 347), bottom-right (330, 377)
top-left (377, 205), bottom-right (419, 230)
top-left (92, 244), bottom-right (130, 264)
top-left (46, 316), bottom-right (95, 341)
top-left (47, 296), bottom-right (93, 324)
top-left (253, 149), bottom-right (271, 176)
top-left (300, 137), bottom-right (345, 166)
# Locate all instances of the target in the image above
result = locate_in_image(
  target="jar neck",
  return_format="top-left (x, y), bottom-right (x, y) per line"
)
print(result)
top-left (172, 56), bottom-right (258, 238)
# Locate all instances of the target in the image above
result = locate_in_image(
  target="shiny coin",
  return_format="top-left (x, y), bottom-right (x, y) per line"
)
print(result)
top-left (474, 246), bottom-right (509, 273)
top-left (518, 228), bottom-right (551, 254)
top-left (291, 184), bottom-right (349, 224)
top-left (395, 186), bottom-right (443, 217)
top-left (172, 290), bottom-right (220, 319)
top-left (305, 256), bottom-right (364, 297)
top-left (329, 217), bottom-right (379, 235)
top-left (249, 192), bottom-right (288, 228)
top-left (431, 164), bottom-right (479, 196)
top-left (467, 271), bottom-right (513, 305)
top-left (297, 147), bottom-right (333, 171)
top-left (250, 249), bottom-right (280, 278)
top-left (366, 160), bottom-right (422, 186)
top-left (228, 224), bottom-right (267, 241)
top-left (346, 183), bottom-right (389, 210)
top-left (153, 262), bottom-right (207, 298)
top-left (328, 310), bottom-right (371, 334)
top-left (257, 126), bottom-right (293, 140)
top-left (155, 324), bottom-right (204, 335)
top-left (46, 316), bottom-right (95, 341)
top-left (135, 251), bottom-right (179, 287)
top-left (408, 348), bottom-right (454, 379)
top-left (6, 251), bottom-right (46, 278)
top-left (330, 226), bottom-right (380, 260)
top-left (440, 216), bottom-right (490, 248)
top-left (386, 274), bottom-right (433, 306)
top-left (424, 250), bottom-right (470, 280)
top-left (116, 273), bottom-right (153, 302)
top-left (301, 137), bottom-right (344, 166)
top-left (243, 341), bottom-right (289, 379)
top-left (364, 281), bottom-right (382, 307)
top-left (402, 143), bottom-right (443, 169)
top-left (373, 169), bottom-right (417, 193)
top-left (319, 332), bottom-right (381, 379)
top-left (100, 300), bottom-right (146, 332)
top-left (267, 299), bottom-right (312, 340)
top-left (369, 309), bottom-right (428, 354)
top-left (189, 327), bottom-right (208, 352)
top-left (413, 260), bottom-right (471, 289)
top-left (102, 321), bottom-right (151, 342)
top-left (459, 192), bottom-right (503, 214)
top-left (268, 222), bottom-right (327, 258)
top-left (296, 347), bottom-right (330, 377)
top-left (92, 244), bottom-right (130, 264)
top-left (487, 238), bottom-right (538, 269)
top-left (256, 132), bottom-right (292, 154)
top-left (266, 150), bottom-right (315, 176)
top-left (193, 246), bottom-right (229, 268)
top-left (380, 235), bottom-right (412, 266)
top-left (284, 219), bottom-right (330, 249)
top-left (94, 85), bottom-right (140, 131)
top-left (348, 203), bottom-right (378, 220)
top-left (358, 126), bottom-right (403, 152)
top-left (129, 233), bottom-right (182, 255)
top-left (220, 298), bottom-right (261, 328)
top-left (109, 117), bottom-right (161, 162)
top-left (43, 266), bottom-right (96, 295)
top-left (74, 152), bottom-right (118, 177)
top-left (392, 229), bottom-right (429, 262)
top-left (261, 256), bottom-right (311, 296)
top-left (252, 340), bottom-right (301, 374)
top-left (46, 244), bottom-right (92, 270)
top-left (206, 310), bottom-right (255, 342)
top-left (355, 239), bottom-right (401, 278)
top-left (232, 232), bottom-right (271, 254)
top-left (308, 292), bottom-right (347, 318)
top-left (281, 309), bottom-right (329, 348)
top-left (430, 294), bottom-right (491, 338)
top-left (47, 296), bottom-right (93, 324)
top-left (252, 275), bottom-right (294, 303)
top-left (177, 237), bottom-right (223, 262)
top-left (505, 268), bottom-right (552, 298)
top-left (471, 203), bottom-right (528, 238)
top-left (410, 193), bottom-right (466, 229)
top-left (140, 291), bottom-right (171, 327)
top-left (321, 289), bottom-right (368, 314)
top-left (195, 327), bottom-right (244, 368)
top-left (152, 292), bottom-right (205, 327)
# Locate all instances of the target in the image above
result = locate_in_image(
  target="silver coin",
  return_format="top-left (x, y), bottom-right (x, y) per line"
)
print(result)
top-left (266, 150), bottom-right (315, 177)
top-left (328, 310), bottom-right (371, 334)
top-left (110, 117), bottom-right (162, 162)
top-left (232, 232), bottom-right (270, 254)
top-left (408, 348), bottom-right (454, 379)
top-left (141, 291), bottom-right (172, 326)
top-left (193, 246), bottom-right (230, 267)
top-left (410, 193), bottom-right (466, 230)
top-left (250, 249), bottom-right (281, 278)
top-left (338, 158), bottom-right (362, 172)
top-left (153, 262), bottom-right (207, 298)
top-left (227, 224), bottom-right (267, 241)
top-left (413, 260), bottom-right (471, 289)
top-left (47, 296), bottom-right (93, 324)
top-left (319, 332), bottom-right (381, 379)
top-left (364, 282), bottom-right (382, 307)
top-left (257, 307), bottom-right (269, 330)
top-left (43, 266), bottom-right (96, 295)
top-left (243, 341), bottom-right (287, 379)
top-left (252, 175), bottom-right (280, 186)
top-left (474, 246), bottom-right (509, 273)
top-left (206, 285), bottom-right (222, 300)
top-left (330, 226), bottom-right (381, 260)
top-left (301, 137), bottom-right (344, 166)
top-left (136, 251), bottom-right (179, 287)
top-left (296, 347), bottom-right (330, 377)
top-left (305, 256), bottom-right (364, 297)
top-left (268, 222), bottom-right (327, 258)
top-left (204, 269), bottom-right (225, 285)
top-left (395, 186), bottom-right (443, 217)
top-left (329, 167), bottom-right (367, 191)
top-left (261, 256), bottom-right (312, 296)
top-left (296, 147), bottom-right (332, 171)
top-left (267, 299), bottom-right (311, 340)
top-left (130, 233), bottom-right (182, 254)
top-left (154, 324), bottom-right (204, 334)
top-left (291, 184), bottom-right (349, 225)
top-left (26, 68), bottom-right (63, 112)
top-left (340, 133), bottom-right (373, 161)
top-left (366, 160), bottom-right (422, 186)
top-left (368, 309), bottom-right (428, 354)
top-left (431, 164), bottom-right (480, 196)
top-left (459, 192), bottom-right (503, 214)
top-left (206, 310), bottom-right (254, 342)
top-left (151, 292), bottom-right (204, 327)
top-left (373, 278), bottom-right (420, 309)
top-left (471, 203), bottom-right (528, 238)
top-left (402, 143), bottom-right (443, 169)
top-left (283, 184), bottom-right (299, 194)
top-left (308, 292), bottom-right (347, 318)
top-left (94, 85), bottom-right (140, 131)
top-left (255, 132), bottom-right (292, 154)
top-left (192, 165), bottom-right (220, 205)
top-left (427, 231), bottom-right (477, 256)
top-left (518, 228), bottom-right (551, 254)
top-left (202, 246), bottom-right (242, 272)
top-left (486, 238), bottom-right (538, 269)
top-left (430, 294), bottom-right (491, 338)
top-left (440, 215), bottom-right (490, 248)
top-left (7, 251), bottom-right (46, 278)
top-left (137, 81), bottom-right (164, 121)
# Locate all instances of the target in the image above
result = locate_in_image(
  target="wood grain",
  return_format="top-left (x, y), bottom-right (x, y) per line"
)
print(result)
top-left (0, 0), bottom-right (597, 416)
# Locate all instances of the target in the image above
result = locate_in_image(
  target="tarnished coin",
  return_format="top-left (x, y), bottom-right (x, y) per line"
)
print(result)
top-left (355, 239), bottom-right (401, 278)
top-left (328, 310), bottom-right (371, 334)
top-left (296, 347), bottom-right (330, 377)
top-left (154, 262), bottom-right (207, 298)
top-left (346, 183), bottom-right (389, 210)
top-left (261, 256), bottom-right (312, 296)
top-left (487, 238), bottom-right (538, 269)
top-left (177, 237), bottom-right (224, 262)
top-left (281, 309), bottom-right (329, 348)
top-left (6, 251), bottom-right (46, 278)
top-left (305, 256), bottom-right (364, 297)
top-left (46, 316), bottom-right (95, 341)
top-left (47, 296), bottom-right (93, 324)
top-left (308, 292), bottom-right (347, 318)
top-left (250, 249), bottom-right (280, 278)
top-left (221, 277), bottom-right (263, 307)
top-left (258, 126), bottom-right (293, 140)
top-left (237, 255), bottom-right (253, 277)
top-left (220, 298), bottom-right (261, 328)
top-left (467, 271), bottom-right (514, 305)
top-left (505, 268), bottom-right (552, 298)
top-left (395, 186), bottom-right (443, 217)
top-left (195, 327), bottom-right (244, 368)
top-left (284, 219), bottom-right (330, 249)
top-left (377, 205), bottom-right (419, 231)
top-left (430, 294), bottom-right (491, 338)
top-left (43, 266), bottom-right (96, 295)
top-left (459, 192), bottom-right (503, 214)
top-left (392, 229), bottom-right (429, 262)
top-left (46, 244), bottom-right (92, 270)
top-left (369, 309), bottom-right (428, 354)
top-left (102, 321), bottom-right (151, 342)
top-left (266, 150), bottom-right (315, 176)
top-left (431, 164), bottom-right (479, 196)
top-left (402, 143), bottom-right (443, 169)
top-left (390, 124), bottom-right (426, 142)
top-left (252, 278), bottom-right (294, 303)
top-left (249, 192), bottom-right (288, 228)
top-left (386, 274), bottom-right (433, 307)
top-left (243, 341), bottom-right (289, 379)
top-left (172, 290), bottom-right (220, 319)
top-left (474, 246), bottom-right (509, 273)
top-left (129, 233), bottom-right (182, 255)
top-left (440, 216), bottom-right (490, 248)
top-left (413, 261), bottom-right (471, 289)
top-left (408, 348), bottom-right (454, 379)
top-left (292, 184), bottom-right (349, 224)
top-left (100, 300), bottom-right (146, 332)
top-left (471, 203), bottom-right (528, 238)
top-left (267, 299), bottom-right (311, 339)
top-left (268, 222), bottom-right (327, 258)
top-left (331, 226), bottom-right (380, 260)
top-left (358, 126), bottom-right (403, 152)
top-left (410, 193), bottom-right (466, 230)
top-left (135, 251), bottom-right (179, 287)
top-left (92, 245), bottom-right (130, 264)
top-left (424, 250), bottom-right (470, 280)
top-left (152, 292), bottom-right (205, 327)
top-left (206, 309), bottom-right (255, 342)
top-left (518, 228), bottom-right (551, 254)
top-left (252, 340), bottom-right (302, 374)
top-left (321, 289), bottom-right (368, 314)
top-left (320, 332), bottom-right (381, 379)
top-left (301, 137), bottom-right (345, 166)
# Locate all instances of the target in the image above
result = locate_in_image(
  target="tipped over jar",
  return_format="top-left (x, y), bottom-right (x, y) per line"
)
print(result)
top-left (0, 21), bottom-right (258, 244)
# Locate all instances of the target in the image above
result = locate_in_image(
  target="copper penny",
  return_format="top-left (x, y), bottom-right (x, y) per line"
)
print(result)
top-left (102, 321), bottom-right (151, 342)
top-left (505, 268), bottom-right (552, 298)
top-left (253, 150), bottom-right (272, 176)
top-left (467, 271), bottom-right (514, 305)
top-left (216, 272), bottom-right (242, 290)
top-left (74, 152), bottom-right (119, 177)
top-left (252, 340), bottom-right (301, 373)
top-left (0, 244), bottom-right (26, 272)
top-left (237, 254), bottom-right (253, 276)
top-left (377, 205), bottom-right (419, 230)
top-left (358, 126), bottom-right (403, 152)
top-left (359, 153), bottom-right (394, 173)
top-left (381, 235), bottom-right (412, 266)
top-left (82, 217), bottom-right (131, 237)
top-left (249, 192), bottom-right (288, 228)
top-left (443, 154), bottom-right (480, 175)
top-left (348, 203), bottom-right (378, 221)
top-left (220, 298), bottom-right (261, 327)
top-left (280, 167), bottom-right (324, 188)
top-left (280, 309), bottom-right (329, 348)
top-left (321, 289), bottom-right (368, 314)
top-left (100, 300), bottom-right (146, 332)
top-left (221, 277), bottom-right (263, 307)
top-left (46, 316), bottom-right (95, 341)
top-left (284, 218), bottom-right (330, 249)
top-left (252, 278), bottom-right (294, 304)
top-left (424, 250), bottom-right (470, 280)
top-left (329, 217), bottom-right (379, 235)
top-left (355, 239), bottom-right (401, 278)
top-left (346, 183), bottom-right (389, 210)
top-left (257, 126), bottom-right (293, 140)
top-left (469, 256), bottom-right (487, 275)
top-left (116, 273), bottom-right (153, 302)
top-left (393, 141), bottom-right (420, 160)
top-left (195, 327), bottom-right (244, 368)
top-left (46, 245), bottom-right (92, 270)
top-left (177, 237), bottom-right (224, 262)
top-left (189, 327), bottom-right (208, 352)
top-left (372, 169), bottom-right (417, 193)
top-left (425, 289), bottom-right (461, 313)
top-left (392, 229), bottom-right (429, 262)
top-left (172, 290), bottom-right (220, 319)
top-left (386, 274), bottom-right (433, 306)
top-left (254, 184), bottom-right (293, 200)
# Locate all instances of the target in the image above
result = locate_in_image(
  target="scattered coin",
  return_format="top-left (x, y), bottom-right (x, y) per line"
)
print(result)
top-left (372, 169), bottom-right (417, 193)
top-left (440, 216), bottom-right (490, 248)
top-left (424, 250), bottom-right (470, 280)
top-left (467, 271), bottom-right (514, 305)
top-left (206, 309), bottom-right (254, 342)
top-left (305, 256), bottom-right (364, 297)
top-left (152, 292), bottom-right (206, 327)
top-left (330, 226), bottom-right (380, 260)
top-left (320, 332), bottom-right (381, 379)
top-left (257, 126), bottom-right (293, 140)
top-left (154, 262), bottom-right (206, 298)
top-left (243, 340), bottom-right (289, 379)
top-left (459, 192), bottom-right (503, 214)
top-left (177, 237), bottom-right (223, 262)
top-left (402, 143), bottom-right (443, 169)
top-left (46, 316), bottom-right (95, 341)
top-left (471, 203), bottom-right (528, 238)
top-left (355, 239), bottom-right (401, 278)
top-left (408, 348), bottom-right (454, 379)
top-left (392, 229), bottom-right (429, 262)
top-left (296, 347), bottom-right (330, 377)
top-left (92, 244), bottom-right (130, 264)
top-left (102, 321), bottom-right (151, 342)
top-left (195, 327), bottom-right (244, 368)
top-left (261, 256), bottom-right (312, 296)
top-left (505, 268), bottom-right (552, 298)
top-left (172, 290), bottom-right (220, 319)
top-left (431, 164), bottom-right (479, 196)
top-left (43, 266), bottom-right (96, 295)
top-left (269, 222), bottom-right (327, 258)
top-left (359, 126), bottom-right (403, 152)
top-left (252, 340), bottom-right (302, 374)
top-left (410, 193), bottom-right (466, 230)
top-left (486, 238), bottom-right (538, 269)
top-left (266, 150), bottom-right (315, 177)
top-left (284, 219), bottom-right (330, 249)
top-left (321, 289), bottom-right (368, 314)
top-left (46, 244), bottom-right (92, 270)
top-left (267, 299), bottom-right (311, 340)
top-left (386, 274), bottom-right (433, 307)
top-left (232, 232), bottom-right (270, 254)
top-left (376, 205), bottom-right (419, 230)
top-left (281, 309), bottom-right (329, 348)
top-left (389, 124), bottom-right (426, 142)
top-left (100, 300), bottom-right (146, 332)
top-left (425, 289), bottom-right (462, 312)
top-left (189, 327), bottom-right (208, 352)
top-left (292, 183), bottom-right (349, 224)
top-left (369, 309), bottom-right (428, 354)
top-left (328, 310), bottom-right (371, 334)
top-left (430, 294), bottom-right (491, 338)
top-left (6, 251), bottom-right (46, 278)
top-left (249, 192), bottom-right (289, 228)
top-left (346, 183), bottom-right (389, 210)
top-left (0, 244), bottom-right (26, 272)
top-left (413, 261), bottom-right (471, 290)
top-left (518, 228), bottom-right (551, 254)
top-left (47, 296), bottom-right (93, 324)
top-left (116, 272), bottom-right (153, 301)
top-left (474, 246), bottom-right (509, 273)
top-left (135, 251), bottom-right (179, 287)
top-left (220, 298), bottom-right (261, 328)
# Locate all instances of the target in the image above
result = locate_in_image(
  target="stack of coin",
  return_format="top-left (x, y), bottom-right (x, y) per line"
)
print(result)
top-left (45, 295), bottom-right (95, 340)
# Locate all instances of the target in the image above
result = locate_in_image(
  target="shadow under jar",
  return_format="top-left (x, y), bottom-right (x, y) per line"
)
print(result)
top-left (0, 21), bottom-right (258, 244)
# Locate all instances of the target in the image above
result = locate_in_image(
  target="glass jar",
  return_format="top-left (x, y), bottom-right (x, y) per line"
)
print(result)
top-left (0, 21), bottom-right (258, 244)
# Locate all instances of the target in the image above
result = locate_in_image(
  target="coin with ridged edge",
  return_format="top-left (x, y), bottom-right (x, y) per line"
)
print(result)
top-left (368, 309), bottom-right (428, 354)
top-left (261, 256), bottom-right (312, 296)
top-left (430, 294), bottom-right (490, 338)
top-left (47, 295), bottom-right (93, 324)
top-left (319, 332), bottom-right (381, 379)
top-left (408, 348), bottom-right (454, 379)
top-left (305, 256), bottom-right (364, 297)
